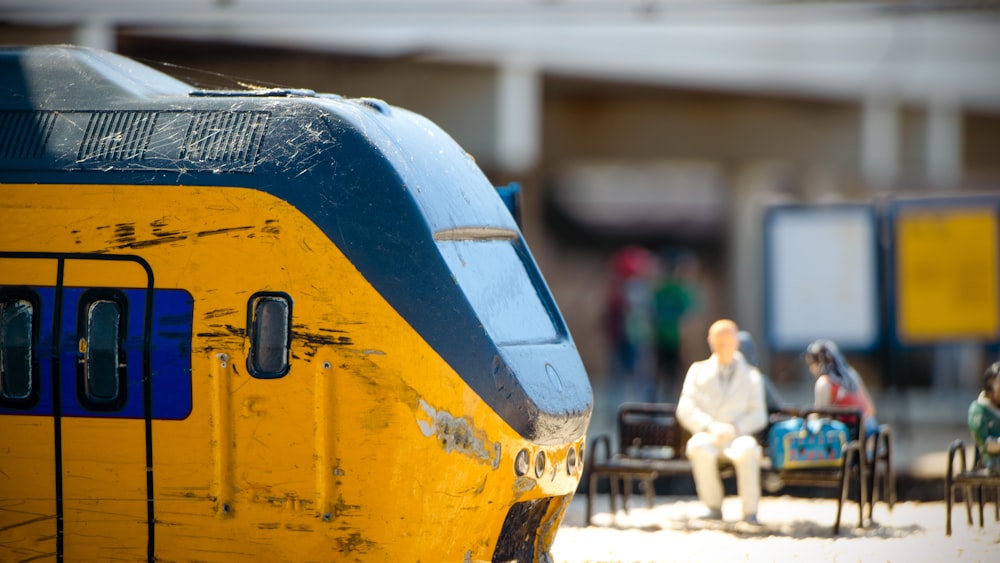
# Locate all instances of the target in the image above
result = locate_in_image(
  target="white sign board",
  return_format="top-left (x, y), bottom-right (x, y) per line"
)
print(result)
top-left (765, 206), bottom-right (879, 351)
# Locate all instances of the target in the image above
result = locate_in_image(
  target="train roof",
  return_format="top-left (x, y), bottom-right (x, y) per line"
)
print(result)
top-left (0, 44), bottom-right (517, 234)
top-left (0, 44), bottom-right (192, 105)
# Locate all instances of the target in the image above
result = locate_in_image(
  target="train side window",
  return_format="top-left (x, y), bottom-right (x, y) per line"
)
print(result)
top-left (77, 292), bottom-right (127, 411)
top-left (0, 295), bottom-right (40, 407)
top-left (248, 293), bottom-right (291, 379)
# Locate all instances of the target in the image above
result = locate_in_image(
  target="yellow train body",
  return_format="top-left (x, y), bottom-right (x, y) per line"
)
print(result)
top-left (0, 184), bottom-right (583, 561)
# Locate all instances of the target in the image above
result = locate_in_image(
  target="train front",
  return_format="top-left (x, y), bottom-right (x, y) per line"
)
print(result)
top-left (0, 45), bottom-right (592, 562)
top-left (304, 99), bottom-right (594, 562)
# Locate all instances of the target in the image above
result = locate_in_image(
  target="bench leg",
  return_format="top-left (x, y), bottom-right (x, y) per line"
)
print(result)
top-left (995, 487), bottom-right (999, 522)
top-left (885, 436), bottom-right (896, 510)
top-left (643, 476), bottom-right (655, 508)
top-left (587, 471), bottom-right (597, 526)
top-left (858, 450), bottom-right (868, 528)
top-left (622, 476), bottom-right (632, 514)
top-left (946, 481), bottom-right (953, 536)
top-left (834, 467), bottom-right (847, 535)
top-left (834, 447), bottom-right (853, 535)
top-left (610, 475), bottom-right (620, 517)
top-left (965, 485), bottom-right (974, 526)
top-left (978, 485), bottom-right (985, 528)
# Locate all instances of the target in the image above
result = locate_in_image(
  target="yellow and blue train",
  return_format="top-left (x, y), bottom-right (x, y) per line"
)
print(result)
top-left (0, 45), bottom-right (592, 562)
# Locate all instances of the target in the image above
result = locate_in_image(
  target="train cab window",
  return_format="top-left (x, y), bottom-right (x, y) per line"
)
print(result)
top-left (1, 296), bottom-right (39, 406)
top-left (248, 293), bottom-right (291, 378)
top-left (435, 231), bottom-right (560, 345)
top-left (78, 294), bottom-right (127, 410)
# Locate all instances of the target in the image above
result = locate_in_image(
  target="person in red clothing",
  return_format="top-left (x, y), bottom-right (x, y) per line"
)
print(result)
top-left (805, 339), bottom-right (878, 439)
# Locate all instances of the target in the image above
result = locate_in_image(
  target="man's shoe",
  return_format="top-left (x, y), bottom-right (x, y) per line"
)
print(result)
top-left (743, 514), bottom-right (760, 525)
top-left (703, 508), bottom-right (723, 520)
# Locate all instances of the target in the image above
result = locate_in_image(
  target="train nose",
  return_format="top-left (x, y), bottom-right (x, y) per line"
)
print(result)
top-left (493, 344), bottom-right (593, 446)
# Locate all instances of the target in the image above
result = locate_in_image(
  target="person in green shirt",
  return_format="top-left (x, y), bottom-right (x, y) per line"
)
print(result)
top-left (968, 361), bottom-right (1000, 473)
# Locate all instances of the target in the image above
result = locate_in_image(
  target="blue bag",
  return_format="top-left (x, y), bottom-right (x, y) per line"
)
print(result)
top-left (768, 417), bottom-right (848, 469)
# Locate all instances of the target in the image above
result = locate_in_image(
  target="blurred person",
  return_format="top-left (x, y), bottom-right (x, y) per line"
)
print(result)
top-left (968, 361), bottom-right (1000, 473)
top-left (677, 319), bottom-right (767, 524)
top-left (653, 249), bottom-right (703, 401)
top-left (804, 339), bottom-right (878, 439)
top-left (603, 245), bottom-right (657, 402)
top-left (738, 330), bottom-right (785, 414)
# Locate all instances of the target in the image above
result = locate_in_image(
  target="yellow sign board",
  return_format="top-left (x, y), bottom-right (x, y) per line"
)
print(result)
top-left (897, 207), bottom-right (999, 342)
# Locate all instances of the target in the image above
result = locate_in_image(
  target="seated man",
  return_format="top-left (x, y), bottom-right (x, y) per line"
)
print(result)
top-left (969, 362), bottom-right (1000, 473)
top-left (677, 319), bottom-right (767, 523)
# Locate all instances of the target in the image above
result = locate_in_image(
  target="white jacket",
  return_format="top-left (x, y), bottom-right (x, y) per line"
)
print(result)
top-left (676, 351), bottom-right (767, 438)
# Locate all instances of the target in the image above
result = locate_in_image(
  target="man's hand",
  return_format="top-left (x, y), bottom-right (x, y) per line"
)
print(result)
top-left (708, 421), bottom-right (736, 446)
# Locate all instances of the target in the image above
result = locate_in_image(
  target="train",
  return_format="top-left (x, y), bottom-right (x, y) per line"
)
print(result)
top-left (0, 45), bottom-right (592, 562)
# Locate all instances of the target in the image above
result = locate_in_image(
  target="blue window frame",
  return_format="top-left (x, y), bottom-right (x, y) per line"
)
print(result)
top-left (0, 285), bottom-right (194, 420)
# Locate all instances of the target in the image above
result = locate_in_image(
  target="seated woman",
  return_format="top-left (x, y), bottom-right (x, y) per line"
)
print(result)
top-left (968, 362), bottom-right (1000, 473)
top-left (804, 339), bottom-right (878, 440)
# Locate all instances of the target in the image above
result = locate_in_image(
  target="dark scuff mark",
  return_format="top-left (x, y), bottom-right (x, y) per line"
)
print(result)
top-left (222, 324), bottom-right (246, 338)
top-left (203, 308), bottom-right (239, 320)
top-left (0, 513), bottom-right (55, 532)
top-left (98, 218), bottom-right (268, 251)
top-left (293, 331), bottom-right (353, 347)
top-left (196, 331), bottom-right (234, 339)
top-left (262, 219), bottom-right (280, 235)
top-left (290, 325), bottom-right (352, 359)
top-left (292, 324), bottom-right (352, 347)
top-left (150, 220), bottom-right (183, 238)
top-left (112, 223), bottom-right (136, 246)
top-left (126, 234), bottom-right (189, 248)
top-left (197, 226), bottom-right (254, 237)
top-left (257, 523), bottom-right (280, 530)
top-left (196, 324), bottom-right (246, 340)
top-left (335, 532), bottom-right (374, 554)
top-left (331, 494), bottom-right (360, 521)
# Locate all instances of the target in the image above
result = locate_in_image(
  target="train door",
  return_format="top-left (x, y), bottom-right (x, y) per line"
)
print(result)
top-left (0, 254), bottom-right (154, 561)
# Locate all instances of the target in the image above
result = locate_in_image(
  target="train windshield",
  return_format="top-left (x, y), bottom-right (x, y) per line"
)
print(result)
top-left (436, 230), bottom-right (559, 345)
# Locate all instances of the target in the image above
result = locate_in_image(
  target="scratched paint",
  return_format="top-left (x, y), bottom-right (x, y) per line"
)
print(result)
top-left (417, 399), bottom-right (501, 470)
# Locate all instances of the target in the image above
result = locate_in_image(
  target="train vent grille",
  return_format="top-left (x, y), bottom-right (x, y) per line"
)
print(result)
top-left (180, 111), bottom-right (268, 164)
top-left (0, 111), bottom-right (57, 160)
top-left (79, 111), bottom-right (158, 162)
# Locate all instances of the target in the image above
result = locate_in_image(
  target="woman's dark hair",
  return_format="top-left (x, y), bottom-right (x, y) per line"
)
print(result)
top-left (804, 339), bottom-right (859, 393)
top-left (805, 341), bottom-right (835, 370)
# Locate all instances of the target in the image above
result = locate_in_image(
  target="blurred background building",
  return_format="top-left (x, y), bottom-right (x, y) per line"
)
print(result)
top-left (4, 0), bottom-right (1000, 427)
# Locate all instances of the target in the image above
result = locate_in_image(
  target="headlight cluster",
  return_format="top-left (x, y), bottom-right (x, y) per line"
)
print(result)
top-left (513, 443), bottom-right (583, 478)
